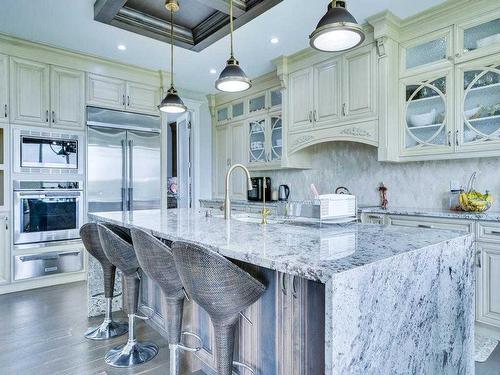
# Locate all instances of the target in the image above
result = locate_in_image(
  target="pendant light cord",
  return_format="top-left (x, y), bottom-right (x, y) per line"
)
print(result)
top-left (170, 8), bottom-right (174, 87)
top-left (230, 0), bottom-right (234, 58)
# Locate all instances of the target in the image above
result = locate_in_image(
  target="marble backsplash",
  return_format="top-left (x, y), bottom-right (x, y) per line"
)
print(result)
top-left (254, 142), bottom-right (500, 210)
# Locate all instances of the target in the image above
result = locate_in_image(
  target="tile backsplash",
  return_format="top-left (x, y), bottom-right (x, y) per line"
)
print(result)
top-left (254, 142), bottom-right (500, 210)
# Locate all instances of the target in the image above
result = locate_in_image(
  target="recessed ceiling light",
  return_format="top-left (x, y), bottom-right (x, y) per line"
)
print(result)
top-left (117, 44), bottom-right (127, 51)
top-left (209, 69), bottom-right (217, 74)
top-left (270, 37), bottom-right (279, 44)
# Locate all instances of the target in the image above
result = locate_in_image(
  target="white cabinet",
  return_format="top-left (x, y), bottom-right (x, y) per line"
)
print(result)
top-left (126, 81), bottom-right (160, 114)
top-left (314, 59), bottom-right (341, 126)
top-left (50, 66), bottom-right (85, 129)
top-left (10, 57), bottom-right (50, 126)
top-left (477, 243), bottom-right (500, 327)
top-left (87, 74), bottom-right (159, 114)
top-left (343, 46), bottom-right (377, 119)
top-left (247, 113), bottom-right (282, 169)
top-left (214, 125), bottom-right (229, 198)
top-left (456, 15), bottom-right (500, 64)
top-left (289, 68), bottom-right (314, 131)
top-left (0, 54), bottom-right (8, 124)
top-left (0, 215), bottom-right (9, 285)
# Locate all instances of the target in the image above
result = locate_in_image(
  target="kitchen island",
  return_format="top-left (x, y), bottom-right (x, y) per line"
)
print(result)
top-left (89, 209), bottom-right (475, 374)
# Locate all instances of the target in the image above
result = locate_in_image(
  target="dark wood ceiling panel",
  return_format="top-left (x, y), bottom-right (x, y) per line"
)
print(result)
top-left (94, 0), bottom-right (282, 52)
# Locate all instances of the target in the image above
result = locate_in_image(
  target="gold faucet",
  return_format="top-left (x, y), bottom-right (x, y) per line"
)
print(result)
top-left (224, 164), bottom-right (253, 220)
top-left (261, 177), bottom-right (271, 224)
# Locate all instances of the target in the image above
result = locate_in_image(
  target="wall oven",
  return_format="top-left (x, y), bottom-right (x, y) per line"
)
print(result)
top-left (13, 181), bottom-right (84, 245)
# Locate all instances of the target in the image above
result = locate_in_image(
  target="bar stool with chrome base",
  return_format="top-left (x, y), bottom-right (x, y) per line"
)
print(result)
top-left (80, 223), bottom-right (128, 340)
top-left (130, 228), bottom-right (203, 375)
top-left (97, 224), bottom-right (159, 367)
top-left (172, 240), bottom-right (266, 375)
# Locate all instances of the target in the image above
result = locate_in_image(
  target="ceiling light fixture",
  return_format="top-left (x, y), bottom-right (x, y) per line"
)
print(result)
top-left (159, 0), bottom-right (187, 114)
top-left (215, 0), bottom-right (251, 92)
top-left (309, 0), bottom-right (365, 52)
top-left (117, 44), bottom-right (127, 50)
top-left (270, 37), bottom-right (279, 44)
top-left (209, 68), bottom-right (217, 74)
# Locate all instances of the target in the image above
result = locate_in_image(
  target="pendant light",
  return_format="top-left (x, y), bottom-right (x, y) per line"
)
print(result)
top-left (215, 0), bottom-right (251, 92)
top-left (159, 0), bottom-right (187, 114)
top-left (309, 0), bottom-right (365, 52)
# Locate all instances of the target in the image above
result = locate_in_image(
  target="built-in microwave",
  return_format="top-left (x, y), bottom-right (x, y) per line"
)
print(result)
top-left (13, 128), bottom-right (81, 174)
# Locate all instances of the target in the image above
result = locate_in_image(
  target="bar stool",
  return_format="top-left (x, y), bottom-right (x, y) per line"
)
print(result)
top-left (81, 223), bottom-right (128, 340)
top-left (97, 223), bottom-right (159, 367)
top-left (171, 240), bottom-right (266, 375)
top-left (130, 228), bottom-right (202, 375)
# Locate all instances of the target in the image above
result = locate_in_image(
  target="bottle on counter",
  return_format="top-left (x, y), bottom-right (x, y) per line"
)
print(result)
top-left (449, 189), bottom-right (464, 211)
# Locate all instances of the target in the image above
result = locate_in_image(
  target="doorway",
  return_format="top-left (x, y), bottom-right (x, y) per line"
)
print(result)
top-left (167, 112), bottom-right (192, 209)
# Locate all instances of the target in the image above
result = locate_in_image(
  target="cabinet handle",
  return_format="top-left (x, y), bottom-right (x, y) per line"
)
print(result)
top-left (281, 273), bottom-right (287, 296)
top-left (3, 104), bottom-right (6, 118)
top-left (455, 130), bottom-right (459, 146)
top-left (127, 95), bottom-right (130, 106)
top-left (313, 109), bottom-right (318, 122)
top-left (4, 217), bottom-right (8, 230)
top-left (342, 103), bottom-right (347, 117)
top-left (122, 94), bottom-right (126, 106)
top-left (417, 224), bottom-right (433, 229)
top-left (52, 110), bottom-right (55, 123)
top-left (291, 276), bottom-right (298, 299)
top-left (367, 215), bottom-right (381, 219)
top-left (476, 250), bottom-right (481, 268)
top-left (227, 158), bottom-right (231, 167)
top-left (447, 131), bottom-right (451, 146)
top-left (490, 230), bottom-right (500, 236)
top-left (45, 110), bottom-right (49, 122)
top-left (308, 111), bottom-right (312, 123)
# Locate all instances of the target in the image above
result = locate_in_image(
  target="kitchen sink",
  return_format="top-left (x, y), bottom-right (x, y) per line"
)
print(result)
top-left (207, 211), bottom-right (282, 224)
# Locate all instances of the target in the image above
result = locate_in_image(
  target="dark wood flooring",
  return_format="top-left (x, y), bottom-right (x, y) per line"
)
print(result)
top-left (0, 281), bottom-right (498, 374)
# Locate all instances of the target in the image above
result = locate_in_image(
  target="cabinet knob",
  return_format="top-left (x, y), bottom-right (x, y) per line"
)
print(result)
top-left (45, 110), bottom-right (49, 122)
top-left (52, 111), bottom-right (55, 123)
top-left (122, 94), bottom-right (126, 106)
top-left (455, 130), bottom-right (459, 146)
top-left (308, 111), bottom-right (312, 123)
top-left (476, 250), bottom-right (482, 268)
top-left (127, 96), bottom-right (130, 106)
top-left (313, 109), bottom-right (318, 122)
top-left (447, 131), bottom-right (452, 146)
top-left (3, 104), bottom-right (7, 118)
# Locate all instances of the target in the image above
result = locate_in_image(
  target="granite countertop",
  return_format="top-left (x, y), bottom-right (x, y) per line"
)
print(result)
top-left (89, 209), bottom-right (471, 283)
top-left (359, 206), bottom-right (500, 222)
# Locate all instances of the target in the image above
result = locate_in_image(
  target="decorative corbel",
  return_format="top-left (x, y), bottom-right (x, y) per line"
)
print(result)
top-left (376, 37), bottom-right (387, 58)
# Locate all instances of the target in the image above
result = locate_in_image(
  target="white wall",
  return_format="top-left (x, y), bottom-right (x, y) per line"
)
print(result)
top-left (253, 142), bottom-right (500, 210)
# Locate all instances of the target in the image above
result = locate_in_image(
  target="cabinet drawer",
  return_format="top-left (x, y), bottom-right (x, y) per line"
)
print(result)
top-left (477, 222), bottom-right (500, 243)
top-left (387, 215), bottom-right (474, 233)
top-left (14, 250), bottom-right (83, 281)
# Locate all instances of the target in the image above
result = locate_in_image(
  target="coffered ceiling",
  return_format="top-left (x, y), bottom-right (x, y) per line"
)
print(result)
top-left (95, 0), bottom-right (282, 51)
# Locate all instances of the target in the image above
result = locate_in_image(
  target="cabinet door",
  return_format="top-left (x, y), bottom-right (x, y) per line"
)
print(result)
top-left (248, 117), bottom-right (267, 165)
top-left (342, 46), bottom-right (376, 119)
top-left (216, 105), bottom-right (230, 124)
top-left (231, 100), bottom-right (245, 120)
top-left (10, 57), bottom-right (50, 126)
top-left (214, 125), bottom-right (229, 198)
top-left (126, 82), bottom-right (159, 115)
top-left (0, 215), bottom-right (8, 285)
top-left (401, 70), bottom-right (453, 156)
top-left (87, 73), bottom-right (126, 110)
top-left (457, 59), bottom-right (500, 149)
top-left (229, 122), bottom-right (247, 199)
top-left (314, 59), bottom-right (340, 126)
top-left (50, 66), bottom-right (85, 129)
top-left (456, 15), bottom-right (500, 63)
top-left (477, 243), bottom-right (500, 327)
top-left (269, 114), bottom-right (283, 162)
top-left (289, 68), bottom-right (313, 131)
top-left (248, 92), bottom-right (267, 114)
top-left (0, 54), bottom-right (8, 124)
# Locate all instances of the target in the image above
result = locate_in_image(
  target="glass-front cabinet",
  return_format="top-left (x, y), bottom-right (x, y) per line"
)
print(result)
top-left (457, 15), bottom-right (500, 62)
top-left (247, 113), bottom-right (283, 166)
top-left (457, 59), bottom-right (500, 148)
top-left (401, 28), bottom-right (452, 76)
top-left (401, 71), bottom-right (452, 155)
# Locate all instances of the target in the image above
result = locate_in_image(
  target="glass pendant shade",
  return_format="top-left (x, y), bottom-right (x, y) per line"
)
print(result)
top-left (215, 57), bottom-right (251, 93)
top-left (310, 0), bottom-right (365, 52)
top-left (158, 86), bottom-right (187, 113)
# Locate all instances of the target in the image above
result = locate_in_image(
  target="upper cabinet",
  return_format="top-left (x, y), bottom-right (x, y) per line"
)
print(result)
top-left (87, 73), bottom-right (159, 115)
top-left (247, 113), bottom-right (283, 168)
top-left (289, 68), bottom-right (314, 131)
top-left (456, 15), bottom-right (500, 63)
top-left (10, 57), bottom-right (50, 126)
top-left (0, 54), bottom-right (8, 124)
top-left (50, 66), bottom-right (85, 130)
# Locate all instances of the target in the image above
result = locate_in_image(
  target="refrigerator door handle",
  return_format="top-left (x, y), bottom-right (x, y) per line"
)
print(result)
top-left (121, 139), bottom-right (127, 211)
top-left (128, 139), bottom-right (134, 211)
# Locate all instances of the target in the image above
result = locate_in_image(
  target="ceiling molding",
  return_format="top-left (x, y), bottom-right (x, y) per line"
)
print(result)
top-left (94, 0), bottom-right (127, 23)
top-left (193, 0), bottom-right (246, 17)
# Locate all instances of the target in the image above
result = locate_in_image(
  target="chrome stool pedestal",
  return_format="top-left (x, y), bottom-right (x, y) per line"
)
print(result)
top-left (85, 297), bottom-right (128, 340)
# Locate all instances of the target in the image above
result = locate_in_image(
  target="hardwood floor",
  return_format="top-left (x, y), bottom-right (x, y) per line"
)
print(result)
top-left (0, 281), bottom-right (498, 374)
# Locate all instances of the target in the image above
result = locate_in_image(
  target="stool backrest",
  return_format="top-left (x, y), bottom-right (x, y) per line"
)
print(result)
top-left (172, 241), bottom-right (266, 321)
top-left (97, 223), bottom-right (139, 276)
top-left (131, 228), bottom-right (184, 300)
top-left (80, 223), bottom-right (111, 266)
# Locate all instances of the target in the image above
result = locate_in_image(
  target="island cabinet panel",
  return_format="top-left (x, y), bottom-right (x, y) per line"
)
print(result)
top-left (476, 243), bottom-right (500, 327)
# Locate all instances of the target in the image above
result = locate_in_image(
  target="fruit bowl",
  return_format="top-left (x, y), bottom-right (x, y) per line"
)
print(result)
top-left (459, 190), bottom-right (493, 212)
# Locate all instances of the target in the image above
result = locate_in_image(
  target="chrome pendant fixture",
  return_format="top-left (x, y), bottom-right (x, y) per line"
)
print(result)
top-left (159, 0), bottom-right (187, 114)
top-left (215, 0), bottom-right (251, 92)
top-left (309, 0), bottom-right (365, 52)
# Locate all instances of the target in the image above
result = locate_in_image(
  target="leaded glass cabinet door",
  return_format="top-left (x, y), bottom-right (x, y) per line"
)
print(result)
top-left (248, 117), bottom-right (267, 164)
top-left (459, 60), bottom-right (500, 148)
top-left (269, 114), bottom-right (282, 162)
top-left (401, 71), bottom-right (452, 155)
top-left (457, 16), bottom-right (500, 62)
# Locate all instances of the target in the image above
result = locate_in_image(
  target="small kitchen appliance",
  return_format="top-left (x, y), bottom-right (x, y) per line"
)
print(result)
top-left (278, 185), bottom-right (290, 201)
top-left (248, 177), bottom-right (271, 202)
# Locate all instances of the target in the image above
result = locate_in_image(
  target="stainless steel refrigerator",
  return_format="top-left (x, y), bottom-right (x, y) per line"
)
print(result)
top-left (86, 107), bottom-right (162, 213)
